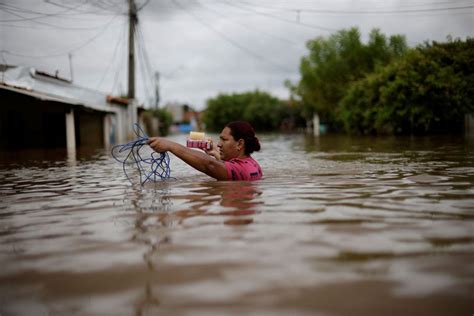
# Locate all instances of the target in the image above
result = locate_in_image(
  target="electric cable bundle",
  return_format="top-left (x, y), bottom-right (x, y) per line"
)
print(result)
top-left (111, 124), bottom-right (172, 185)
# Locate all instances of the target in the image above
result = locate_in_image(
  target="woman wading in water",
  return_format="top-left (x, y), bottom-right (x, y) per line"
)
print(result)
top-left (148, 121), bottom-right (263, 181)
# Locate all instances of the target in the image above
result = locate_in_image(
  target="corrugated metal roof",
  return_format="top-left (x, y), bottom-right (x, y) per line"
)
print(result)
top-left (0, 66), bottom-right (118, 113)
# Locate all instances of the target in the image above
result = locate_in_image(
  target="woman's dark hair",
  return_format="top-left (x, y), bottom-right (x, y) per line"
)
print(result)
top-left (226, 121), bottom-right (261, 155)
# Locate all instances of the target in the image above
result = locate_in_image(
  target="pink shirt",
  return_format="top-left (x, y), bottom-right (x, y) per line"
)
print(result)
top-left (224, 156), bottom-right (263, 181)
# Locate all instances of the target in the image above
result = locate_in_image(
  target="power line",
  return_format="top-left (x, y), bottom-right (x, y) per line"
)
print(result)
top-left (44, 0), bottom-right (123, 16)
top-left (96, 20), bottom-right (127, 91)
top-left (136, 22), bottom-right (155, 82)
top-left (135, 22), bottom-right (156, 104)
top-left (136, 0), bottom-right (152, 11)
top-left (234, 0), bottom-right (474, 15)
top-left (219, 0), bottom-right (336, 32)
top-left (196, 0), bottom-right (303, 47)
top-left (108, 0), bottom-right (151, 98)
top-left (1, 16), bottom-right (125, 59)
top-left (83, 0), bottom-right (128, 14)
top-left (0, 6), bottom-right (124, 30)
top-left (0, 2), bottom-right (88, 23)
top-left (391, 0), bottom-right (474, 9)
top-left (171, 0), bottom-right (294, 73)
top-left (111, 55), bottom-right (126, 97)
top-left (0, 3), bottom-right (83, 17)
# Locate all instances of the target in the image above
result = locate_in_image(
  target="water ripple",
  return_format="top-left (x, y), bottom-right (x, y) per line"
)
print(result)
top-left (0, 135), bottom-right (473, 315)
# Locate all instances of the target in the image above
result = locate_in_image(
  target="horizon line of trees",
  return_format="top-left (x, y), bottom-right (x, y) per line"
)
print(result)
top-left (150, 28), bottom-right (473, 135)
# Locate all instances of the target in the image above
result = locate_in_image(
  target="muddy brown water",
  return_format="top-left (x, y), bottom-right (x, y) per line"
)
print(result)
top-left (1, 134), bottom-right (473, 316)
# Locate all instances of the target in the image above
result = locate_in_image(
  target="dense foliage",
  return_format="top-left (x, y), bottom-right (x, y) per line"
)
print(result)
top-left (339, 38), bottom-right (474, 134)
top-left (203, 90), bottom-right (305, 132)
top-left (292, 27), bottom-right (408, 127)
top-left (202, 28), bottom-right (472, 135)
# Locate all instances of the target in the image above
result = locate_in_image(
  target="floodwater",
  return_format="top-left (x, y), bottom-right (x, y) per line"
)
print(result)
top-left (0, 133), bottom-right (473, 316)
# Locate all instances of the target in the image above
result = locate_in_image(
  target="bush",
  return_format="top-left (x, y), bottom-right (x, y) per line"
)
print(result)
top-left (340, 38), bottom-right (474, 134)
top-left (203, 90), bottom-right (303, 132)
top-left (292, 27), bottom-right (408, 126)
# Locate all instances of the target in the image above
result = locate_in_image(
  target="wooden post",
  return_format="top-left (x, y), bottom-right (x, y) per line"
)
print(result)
top-left (313, 113), bottom-right (320, 137)
top-left (128, 0), bottom-right (136, 100)
top-left (65, 109), bottom-right (76, 150)
top-left (103, 114), bottom-right (110, 147)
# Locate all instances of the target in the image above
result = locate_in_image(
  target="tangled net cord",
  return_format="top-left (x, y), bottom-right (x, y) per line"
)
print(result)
top-left (111, 124), bottom-right (172, 185)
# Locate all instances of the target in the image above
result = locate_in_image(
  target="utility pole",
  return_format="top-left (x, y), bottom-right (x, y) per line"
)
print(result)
top-left (154, 71), bottom-right (160, 109)
top-left (68, 53), bottom-right (74, 82)
top-left (128, 0), bottom-right (137, 100)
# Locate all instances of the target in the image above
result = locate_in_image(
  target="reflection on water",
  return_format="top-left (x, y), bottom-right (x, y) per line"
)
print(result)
top-left (0, 134), bottom-right (473, 316)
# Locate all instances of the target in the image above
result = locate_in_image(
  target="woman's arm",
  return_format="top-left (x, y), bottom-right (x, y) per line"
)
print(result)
top-left (147, 137), bottom-right (228, 180)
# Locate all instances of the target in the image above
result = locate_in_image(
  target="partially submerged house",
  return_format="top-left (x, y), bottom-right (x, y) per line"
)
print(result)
top-left (0, 65), bottom-right (139, 150)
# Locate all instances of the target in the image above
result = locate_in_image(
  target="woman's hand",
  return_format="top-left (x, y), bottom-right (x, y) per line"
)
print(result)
top-left (203, 138), bottom-right (221, 160)
top-left (147, 137), bottom-right (173, 153)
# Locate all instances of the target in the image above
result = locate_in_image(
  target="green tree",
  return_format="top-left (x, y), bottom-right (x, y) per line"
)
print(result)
top-left (203, 90), bottom-right (303, 132)
top-left (203, 93), bottom-right (248, 131)
top-left (293, 27), bottom-right (407, 127)
top-left (340, 38), bottom-right (474, 134)
top-left (242, 91), bottom-right (282, 130)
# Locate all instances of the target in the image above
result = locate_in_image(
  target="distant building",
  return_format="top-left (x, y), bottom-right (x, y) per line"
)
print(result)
top-left (164, 102), bottom-right (186, 124)
top-left (164, 102), bottom-right (203, 133)
top-left (0, 65), bottom-right (140, 150)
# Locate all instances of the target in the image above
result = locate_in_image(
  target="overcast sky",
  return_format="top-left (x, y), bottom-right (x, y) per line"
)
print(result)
top-left (1, 0), bottom-right (473, 110)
